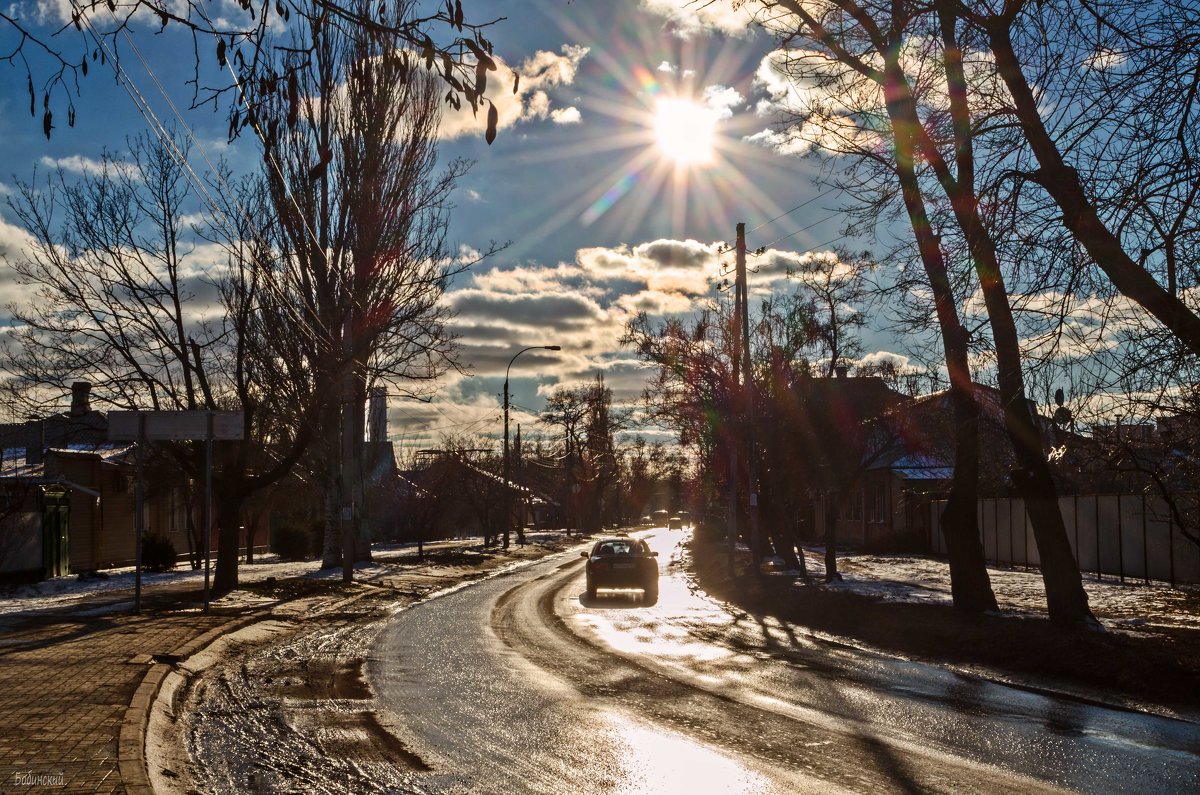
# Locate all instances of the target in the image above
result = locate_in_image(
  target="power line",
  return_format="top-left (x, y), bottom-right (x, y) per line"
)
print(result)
top-left (74, 3), bottom-right (332, 353)
top-left (756, 210), bottom-right (845, 252)
top-left (746, 187), bottom-right (838, 235)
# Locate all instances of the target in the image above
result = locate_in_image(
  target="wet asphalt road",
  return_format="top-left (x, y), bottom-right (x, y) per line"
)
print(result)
top-left (369, 529), bottom-right (1200, 794)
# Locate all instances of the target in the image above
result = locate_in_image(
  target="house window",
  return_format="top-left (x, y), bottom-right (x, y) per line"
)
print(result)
top-left (867, 482), bottom-right (887, 523)
top-left (844, 488), bottom-right (863, 521)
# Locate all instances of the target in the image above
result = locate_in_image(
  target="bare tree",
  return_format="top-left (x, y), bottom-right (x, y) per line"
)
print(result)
top-left (752, 1), bottom-right (1097, 621)
top-left (539, 376), bottom-right (624, 535)
top-left (1, 131), bottom-right (322, 593)
top-left (255, 0), bottom-right (495, 571)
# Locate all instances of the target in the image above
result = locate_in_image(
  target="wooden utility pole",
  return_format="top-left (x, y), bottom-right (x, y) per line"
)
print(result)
top-left (735, 223), bottom-right (762, 572)
top-left (727, 233), bottom-right (741, 578)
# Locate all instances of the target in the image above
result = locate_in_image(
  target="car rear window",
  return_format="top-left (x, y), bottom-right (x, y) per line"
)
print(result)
top-left (596, 541), bottom-right (641, 555)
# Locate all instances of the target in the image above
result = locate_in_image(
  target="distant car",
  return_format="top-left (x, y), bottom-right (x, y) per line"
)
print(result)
top-left (639, 515), bottom-right (653, 526)
top-left (667, 516), bottom-right (683, 530)
top-left (581, 536), bottom-right (659, 602)
top-left (678, 510), bottom-right (691, 527)
top-left (650, 509), bottom-right (670, 527)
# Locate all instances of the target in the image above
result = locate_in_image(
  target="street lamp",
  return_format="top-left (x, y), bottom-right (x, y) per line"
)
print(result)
top-left (503, 344), bottom-right (561, 549)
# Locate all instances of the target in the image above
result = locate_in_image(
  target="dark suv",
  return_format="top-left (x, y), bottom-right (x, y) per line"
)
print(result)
top-left (581, 536), bottom-right (659, 602)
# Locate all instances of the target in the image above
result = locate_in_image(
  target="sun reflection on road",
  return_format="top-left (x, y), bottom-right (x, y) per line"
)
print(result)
top-left (604, 715), bottom-right (778, 794)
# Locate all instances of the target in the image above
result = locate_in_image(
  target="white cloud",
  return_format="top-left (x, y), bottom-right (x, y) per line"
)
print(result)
top-left (550, 106), bottom-right (582, 124)
top-left (640, 0), bottom-right (757, 36)
top-left (657, 61), bottom-right (677, 74)
top-left (1083, 48), bottom-right (1127, 71)
top-left (578, 238), bottom-right (722, 295)
top-left (703, 85), bottom-right (743, 118)
top-left (39, 154), bottom-right (138, 180)
top-left (438, 45), bottom-right (590, 140)
top-left (0, 214), bottom-right (36, 265)
top-left (856, 350), bottom-right (912, 371)
top-left (743, 128), bottom-right (811, 156)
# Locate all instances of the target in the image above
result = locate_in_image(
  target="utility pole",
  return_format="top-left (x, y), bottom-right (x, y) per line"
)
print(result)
top-left (735, 222), bottom-right (762, 573)
top-left (727, 232), bottom-right (741, 579)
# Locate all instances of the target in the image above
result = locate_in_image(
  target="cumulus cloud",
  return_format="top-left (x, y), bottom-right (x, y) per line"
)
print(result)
top-left (550, 106), bottom-right (582, 124)
top-left (640, 0), bottom-right (757, 36)
top-left (450, 290), bottom-right (608, 333)
top-left (438, 44), bottom-right (590, 140)
top-left (856, 350), bottom-right (912, 371)
top-left (742, 127), bottom-right (811, 156)
top-left (748, 49), bottom-right (888, 156)
top-left (0, 215), bottom-right (34, 263)
top-left (578, 238), bottom-right (724, 295)
top-left (703, 85), bottom-right (743, 117)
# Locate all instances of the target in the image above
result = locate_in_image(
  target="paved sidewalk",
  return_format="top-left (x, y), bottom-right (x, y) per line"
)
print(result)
top-left (0, 586), bottom-right (270, 793)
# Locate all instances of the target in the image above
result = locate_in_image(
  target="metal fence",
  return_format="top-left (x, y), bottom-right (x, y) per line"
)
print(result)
top-left (929, 494), bottom-right (1200, 587)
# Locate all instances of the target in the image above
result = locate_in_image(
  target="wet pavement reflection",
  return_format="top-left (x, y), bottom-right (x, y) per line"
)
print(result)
top-left (563, 528), bottom-right (1200, 793)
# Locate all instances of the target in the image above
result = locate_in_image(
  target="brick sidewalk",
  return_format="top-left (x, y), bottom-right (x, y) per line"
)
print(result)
top-left (0, 537), bottom-right (579, 793)
top-left (0, 589), bottom-right (257, 793)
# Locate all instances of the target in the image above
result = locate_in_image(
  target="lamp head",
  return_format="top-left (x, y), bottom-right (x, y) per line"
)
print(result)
top-left (545, 345), bottom-right (562, 351)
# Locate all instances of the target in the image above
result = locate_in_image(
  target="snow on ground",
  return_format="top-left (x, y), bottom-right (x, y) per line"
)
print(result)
top-left (0, 534), bottom-right (572, 616)
top-left (5, 531), bottom-right (1196, 632)
top-left (778, 548), bottom-right (1200, 632)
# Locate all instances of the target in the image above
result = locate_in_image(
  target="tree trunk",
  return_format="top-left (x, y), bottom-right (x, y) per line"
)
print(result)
top-left (939, 381), bottom-right (997, 612)
top-left (823, 493), bottom-right (840, 581)
top-left (212, 491), bottom-right (245, 596)
top-left (957, 204), bottom-right (1095, 627)
top-left (320, 397), bottom-right (343, 569)
top-left (889, 51), bottom-right (997, 612)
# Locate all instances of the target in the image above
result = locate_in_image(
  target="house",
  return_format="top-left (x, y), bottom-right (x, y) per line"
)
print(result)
top-left (0, 382), bottom-right (246, 582)
top-left (397, 452), bottom-right (556, 542)
top-left (783, 369), bottom-right (911, 549)
top-left (827, 383), bottom-right (1066, 551)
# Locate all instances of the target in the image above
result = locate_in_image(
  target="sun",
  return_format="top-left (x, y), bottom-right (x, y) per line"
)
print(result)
top-left (653, 98), bottom-right (717, 166)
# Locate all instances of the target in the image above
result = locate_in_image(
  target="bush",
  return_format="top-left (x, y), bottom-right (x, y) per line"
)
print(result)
top-left (142, 532), bottom-right (178, 572)
top-left (273, 524), bottom-right (314, 561)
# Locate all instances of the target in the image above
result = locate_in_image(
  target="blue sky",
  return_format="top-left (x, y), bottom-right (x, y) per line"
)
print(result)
top-left (0, 0), bottom-right (913, 452)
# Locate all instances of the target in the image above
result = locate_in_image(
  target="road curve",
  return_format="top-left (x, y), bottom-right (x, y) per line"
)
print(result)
top-left (370, 531), bottom-right (1200, 793)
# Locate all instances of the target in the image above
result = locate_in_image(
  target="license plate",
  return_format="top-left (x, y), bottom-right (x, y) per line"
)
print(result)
top-left (614, 562), bottom-right (634, 569)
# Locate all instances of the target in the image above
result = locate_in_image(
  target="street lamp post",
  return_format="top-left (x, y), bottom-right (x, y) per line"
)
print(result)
top-left (503, 345), bottom-right (560, 549)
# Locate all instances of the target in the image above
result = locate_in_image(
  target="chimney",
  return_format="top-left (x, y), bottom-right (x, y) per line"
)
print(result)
top-left (368, 386), bottom-right (387, 443)
top-left (25, 418), bottom-right (44, 467)
top-left (70, 381), bottom-right (92, 416)
top-left (835, 365), bottom-right (848, 379)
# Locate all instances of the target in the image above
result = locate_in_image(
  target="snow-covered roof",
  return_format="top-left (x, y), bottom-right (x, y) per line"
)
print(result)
top-left (0, 448), bottom-right (41, 478)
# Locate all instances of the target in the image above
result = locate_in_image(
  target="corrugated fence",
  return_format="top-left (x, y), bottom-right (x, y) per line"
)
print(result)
top-left (930, 495), bottom-right (1200, 586)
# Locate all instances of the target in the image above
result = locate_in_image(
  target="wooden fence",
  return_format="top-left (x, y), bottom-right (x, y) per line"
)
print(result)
top-left (929, 494), bottom-right (1200, 586)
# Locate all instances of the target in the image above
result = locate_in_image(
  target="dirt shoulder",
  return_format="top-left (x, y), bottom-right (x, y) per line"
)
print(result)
top-left (689, 536), bottom-right (1200, 719)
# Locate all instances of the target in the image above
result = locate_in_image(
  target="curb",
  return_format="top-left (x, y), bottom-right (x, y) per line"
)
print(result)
top-left (117, 612), bottom-right (267, 795)
top-left (121, 588), bottom-right (378, 794)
